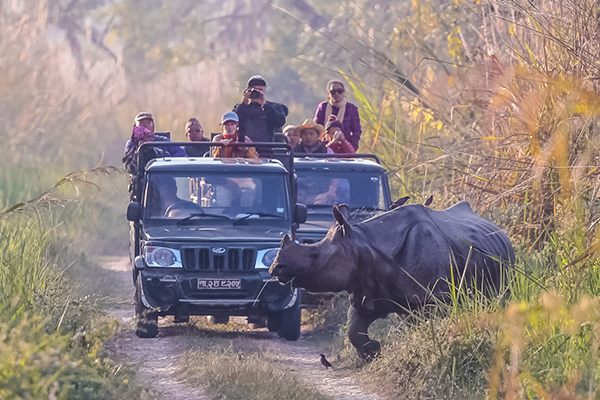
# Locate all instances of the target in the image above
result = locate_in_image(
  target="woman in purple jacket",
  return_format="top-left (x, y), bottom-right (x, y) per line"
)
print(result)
top-left (314, 80), bottom-right (362, 151)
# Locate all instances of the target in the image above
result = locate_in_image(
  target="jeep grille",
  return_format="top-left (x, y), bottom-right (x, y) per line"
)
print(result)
top-left (181, 248), bottom-right (255, 271)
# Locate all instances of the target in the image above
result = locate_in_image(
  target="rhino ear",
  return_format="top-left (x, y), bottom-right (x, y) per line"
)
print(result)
top-left (336, 203), bottom-right (350, 220)
top-left (333, 204), bottom-right (352, 237)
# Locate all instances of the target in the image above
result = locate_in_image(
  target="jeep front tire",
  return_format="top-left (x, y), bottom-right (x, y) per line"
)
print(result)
top-left (277, 300), bottom-right (301, 341)
top-left (134, 275), bottom-right (158, 338)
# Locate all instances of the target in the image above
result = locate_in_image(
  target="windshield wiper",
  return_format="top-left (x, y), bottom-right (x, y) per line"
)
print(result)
top-left (233, 212), bottom-right (284, 225)
top-left (177, 212), bottom-right (231, 225)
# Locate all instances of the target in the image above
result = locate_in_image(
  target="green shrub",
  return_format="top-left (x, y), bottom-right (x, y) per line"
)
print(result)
top-left (0, 171), bottom-right (149, 400)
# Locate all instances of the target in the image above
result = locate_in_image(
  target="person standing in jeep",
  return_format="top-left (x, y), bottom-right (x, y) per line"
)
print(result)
top-left (233, 75), bottom-right (287, 143)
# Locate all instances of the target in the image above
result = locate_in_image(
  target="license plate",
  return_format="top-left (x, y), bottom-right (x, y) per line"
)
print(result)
top-left (197, 279), bottom-right (242, 290)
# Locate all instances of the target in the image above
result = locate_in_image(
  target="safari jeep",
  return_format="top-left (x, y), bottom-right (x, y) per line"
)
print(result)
top-left (293, 154), bottom-right (392, 306)
top-left (293, 154), bottom-right (392, 244)
top-left (126, 142), bottom-right (306, 340)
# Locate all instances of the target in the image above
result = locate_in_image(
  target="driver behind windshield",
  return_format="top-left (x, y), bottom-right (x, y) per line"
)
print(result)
top-left (314, 178), bottom-right (350, 205)
top-left (147, 176), bottom-right (179, 217)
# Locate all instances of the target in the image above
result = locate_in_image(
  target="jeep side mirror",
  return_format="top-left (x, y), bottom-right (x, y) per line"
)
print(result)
top-left (294, 204), bottom-right (307, 224)
top-left (127, 202), bottom-right (142, 222)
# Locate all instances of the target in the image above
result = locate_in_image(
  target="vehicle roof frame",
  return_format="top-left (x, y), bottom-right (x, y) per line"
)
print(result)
top-left (134, 142), bottom-right (294, 202)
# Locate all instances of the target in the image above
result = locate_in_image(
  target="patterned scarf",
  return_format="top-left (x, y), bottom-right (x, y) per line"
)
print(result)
top-left (325, 98), bottom-right (347, 123)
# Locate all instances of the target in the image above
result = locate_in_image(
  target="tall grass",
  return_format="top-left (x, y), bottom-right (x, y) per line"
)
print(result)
top-left (318, 232), bottom-right (600, 398)
top-left (0, 170), bottom-right (150, 399)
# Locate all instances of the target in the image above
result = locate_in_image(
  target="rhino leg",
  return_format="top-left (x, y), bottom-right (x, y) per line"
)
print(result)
top-left (347, 306), bottom-right (382, 361)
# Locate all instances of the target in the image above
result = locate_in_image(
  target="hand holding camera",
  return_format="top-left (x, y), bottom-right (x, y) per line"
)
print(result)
top-left (242, 87), bottom-right (266, 106)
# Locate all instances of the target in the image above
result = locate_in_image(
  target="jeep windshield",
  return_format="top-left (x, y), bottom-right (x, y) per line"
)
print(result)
top-left (144, 172), bottom-right (289, 226)
top-left (296, 171), bottom-right (387, 212)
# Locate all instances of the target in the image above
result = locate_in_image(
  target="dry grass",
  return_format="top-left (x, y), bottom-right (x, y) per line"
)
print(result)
top-left (180, 348), bottom-right (331, 400)
top-left (174, 317), bottom-right (332, 400)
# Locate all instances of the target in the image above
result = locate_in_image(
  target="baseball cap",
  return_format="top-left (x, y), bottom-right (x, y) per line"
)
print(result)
top-left (221, 111), bottom-right (239, 124)
top-left (134, 112), bottom-right (153, 123)
top-left (247, 75), bottom-right (267, 87)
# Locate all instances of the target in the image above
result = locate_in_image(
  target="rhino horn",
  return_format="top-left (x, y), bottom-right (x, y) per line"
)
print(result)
top-left (333, 204), bottom-right (352, 237)
top-left (281, 233), bottom-right (292, 247)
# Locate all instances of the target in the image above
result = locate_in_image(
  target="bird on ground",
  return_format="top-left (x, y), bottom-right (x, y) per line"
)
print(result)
top-left (320, 354), bottom-right (333, 369)
top-left (424, 194), bottom-right (433, 207)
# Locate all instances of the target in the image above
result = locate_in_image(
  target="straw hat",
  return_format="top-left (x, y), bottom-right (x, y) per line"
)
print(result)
top-left (296, 119), bottom-right (325, 136)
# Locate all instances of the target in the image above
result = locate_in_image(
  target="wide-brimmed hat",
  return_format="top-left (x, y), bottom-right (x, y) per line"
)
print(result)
top-left (296, 119), bottom-right (324, 136)
top-left (282, 124), bottom-right (297, 135)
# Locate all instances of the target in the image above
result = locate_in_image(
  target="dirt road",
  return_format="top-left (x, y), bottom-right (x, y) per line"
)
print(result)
top-left (102, 257), bottom-right (384, 400)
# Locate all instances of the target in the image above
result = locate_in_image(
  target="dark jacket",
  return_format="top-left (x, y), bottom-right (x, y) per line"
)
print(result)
top-left (123, 135), bottom-right (186, 157)
top-left (233, 101), bottom-right (287, 143)
top-left (184, 138), bottom-right (210, 157)
top-left (122, 145), bottom-right (170, 200)
top-left (293, 142), bottom-right (329, 154)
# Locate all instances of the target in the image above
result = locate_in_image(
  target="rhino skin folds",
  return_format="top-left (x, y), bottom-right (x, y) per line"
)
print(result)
top-left (270, 201), bottom-right (514, 360)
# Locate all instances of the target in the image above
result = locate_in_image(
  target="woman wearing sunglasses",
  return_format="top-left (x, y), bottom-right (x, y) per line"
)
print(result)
top-left (313, 80), bottom-right (362, 151)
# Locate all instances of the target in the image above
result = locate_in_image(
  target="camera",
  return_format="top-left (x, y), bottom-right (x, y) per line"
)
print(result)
top-left (249, 88), bottom-right (261, 99)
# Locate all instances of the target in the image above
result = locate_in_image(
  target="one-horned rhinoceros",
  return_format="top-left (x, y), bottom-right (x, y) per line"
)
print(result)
top-left (269, 201), bottom-right (514, 360)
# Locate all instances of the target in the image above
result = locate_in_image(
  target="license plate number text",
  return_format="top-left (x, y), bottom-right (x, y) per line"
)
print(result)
top-left (197, 279), bottom-right (241, 290)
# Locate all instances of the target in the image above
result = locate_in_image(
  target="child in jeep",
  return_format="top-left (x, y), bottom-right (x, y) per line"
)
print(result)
top-left (213, 112), bottom-right (259, 158)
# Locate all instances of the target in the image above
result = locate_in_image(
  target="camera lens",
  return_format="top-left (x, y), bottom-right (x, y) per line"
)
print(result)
top-left (250, 90), bottom-right (260, 99)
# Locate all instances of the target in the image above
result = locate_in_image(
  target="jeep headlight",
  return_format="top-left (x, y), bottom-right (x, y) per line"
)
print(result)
top-left (144, 246), bottom-right (182, 268)
top-left (256, 248), bottom-right (279, 269)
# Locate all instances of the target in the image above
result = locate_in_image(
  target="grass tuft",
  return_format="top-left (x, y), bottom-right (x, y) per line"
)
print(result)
top-left (180, 346), bottom-right (331, 400)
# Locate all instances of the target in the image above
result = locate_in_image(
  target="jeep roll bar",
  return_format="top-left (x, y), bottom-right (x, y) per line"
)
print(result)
top-left (293, 153), bottom-right (381, 164)
top-left (133, 142), bottom-right (295, 202)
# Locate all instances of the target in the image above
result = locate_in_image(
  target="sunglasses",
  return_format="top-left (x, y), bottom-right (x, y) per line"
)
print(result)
top-left (329, 88), bottom-right (345, 95)
top-left (188, 127), bottom-right (203, 133)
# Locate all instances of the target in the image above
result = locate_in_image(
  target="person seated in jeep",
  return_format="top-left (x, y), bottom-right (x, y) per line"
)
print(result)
top-left (122, 112), bottom-right (186, 200)
top-left (213, 112), bottom-right (259, 158)
top-left (321, 115), bottom-right (355, 154)
top-left (184, 117), bottom-right (209, 157)
top-left (293, 119), bottom-right (332, 154)
top-left (283, 124), bottom-right (300, 147)
top-left (146, 175), bottom-right (191, 217)
top-left (123, 112), bottom-right (186, 157)
top-left (314, 178), bottom-right (351, 205)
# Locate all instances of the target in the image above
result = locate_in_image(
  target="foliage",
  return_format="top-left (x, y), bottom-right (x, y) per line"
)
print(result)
top-left (5, 0), bottom-right (600, 397)
top-left (0, 175), bottom-right (148, 400)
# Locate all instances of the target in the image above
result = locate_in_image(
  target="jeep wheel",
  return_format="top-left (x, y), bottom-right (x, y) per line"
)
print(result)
top-left (277, 302), bottom-right (301, 341)
top-left (266, 313), bottom-right (280, 332)
top-left (135, 275), bottom-right (158, 338)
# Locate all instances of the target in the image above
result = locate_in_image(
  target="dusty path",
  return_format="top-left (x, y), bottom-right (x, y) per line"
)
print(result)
top-left (103, 257), bottom-right (209, 400)
top-left (102, 256), bottom-right (385, 400)
top-left (266, 336), bottom-right (383, 400)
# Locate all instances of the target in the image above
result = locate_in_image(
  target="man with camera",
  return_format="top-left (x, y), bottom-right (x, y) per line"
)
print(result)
top-left (233, 75), bottom-right (287, 143)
